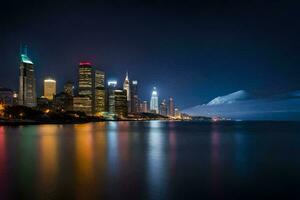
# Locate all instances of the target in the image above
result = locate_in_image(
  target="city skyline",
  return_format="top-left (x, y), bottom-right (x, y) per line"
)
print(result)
top-left (1, 43), bottom-right (298, 120)
top-left (1, 46), bottom-right (184, 108)
top-left (1, 2), bottom-right (300, 200)
top-left (8, 46), bottom-right (180, 117)
top-left (2, 47), bottom-right (178, 112)
top-left (1, 1), bottom-right (300, 110)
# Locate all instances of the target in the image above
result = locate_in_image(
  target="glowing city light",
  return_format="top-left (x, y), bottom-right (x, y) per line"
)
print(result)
top-left (79, 62), bottom-right (91, 65)
top-left (44, 78), bottom-right (56, 83)
top-left (21, 54), bottom-right (33, 64)
top-left (0, 103), bottom-right (4, 116)
top-left (108, 80), bottom-right (117, 87)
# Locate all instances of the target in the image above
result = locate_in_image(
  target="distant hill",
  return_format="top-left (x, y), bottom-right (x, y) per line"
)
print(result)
top-left (183, 90), bottom-right (300, 121)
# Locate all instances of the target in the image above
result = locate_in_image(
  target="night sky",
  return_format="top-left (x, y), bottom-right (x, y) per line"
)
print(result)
top-left (1, 0), bottom-right (299, 109)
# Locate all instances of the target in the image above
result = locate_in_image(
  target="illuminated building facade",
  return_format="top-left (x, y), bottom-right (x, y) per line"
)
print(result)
top-left (159, 99), bottom-right (167, 116)
top-left (78, 62), bottom-right (93, 98)
top-left (150, 87), bottom-right (158, 113)
top-left (73, 96), bottom-right (92, 115)
top-left (142, 101), bottom-right (148, 113)
top-left (78, 63), bottom-right (106, 115)
top-left (123, 72), bottom-right (131, 113)
top-left (44, 78), bottom-right (56, 100)
top-left (114, 89), bottom-right (128, 118)
top-left (94, 70), bottom-right (105, 114)
top-left (18, 49), bottom-right (37, 107)
top-left (168, 97), bottom-right (175, 117)
top-left (130, 80), bottom-right (139, 113)
top-left (107, 81), bottom-right (117, 113)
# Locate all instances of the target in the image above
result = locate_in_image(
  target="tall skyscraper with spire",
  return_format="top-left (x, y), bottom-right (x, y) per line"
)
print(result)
top-left (150, 87), bottom-right (159, 113)
top-left (123, 71), bottom-right (131, 113)
top-left (18, 46), bottom-right (37, 107)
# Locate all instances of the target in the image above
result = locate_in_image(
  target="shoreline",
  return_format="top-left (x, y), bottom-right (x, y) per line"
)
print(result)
top-left (0, 118), bottom-right (177, 126)
top-left (1, 119), bottom-right (299, 126)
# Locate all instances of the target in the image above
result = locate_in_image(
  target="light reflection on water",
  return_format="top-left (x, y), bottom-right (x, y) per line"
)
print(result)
top-left (147, 121), bottom-right (167, 199)
top-left (210, 125), bottom-right (221, 197)
top-left (37, 125), bottom-right (59, 197)
top-left (0, 121), bottom-right (300, 199)
top-left (0, 127), bottom-right (7, 196)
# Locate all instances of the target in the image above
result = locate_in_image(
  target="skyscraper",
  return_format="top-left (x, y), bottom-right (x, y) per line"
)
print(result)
top-left (94, 70), bottom-right (105, 114)
top-left (64, 81), bottom-right (74, 96)
top-left (159, 99), bottom-right (167, 116)
top-left (142, 101), bottom-right (148, 113)
top-left (106, 81), bottom-right (127, 117)
top-left (150, 87), bottom-right (159, 113)
top-left (76, 62), bottom-right (93, 115)
top-left (107, 81), bottom-right (117, 113)
top-left (168, 97), bottom-right (175, 117)
top-left (18, 48), bottom-right (37, 107)
top-left (123, 72), bottom-right (131, 113)
top-left (44, 78), bottom-right (56, 100)
top-left (131, 80), bottom-right (139, 113)
top-left (114, 89), bottom-right (128, 118)
top-left (78, 62), bottom-right (93, 98)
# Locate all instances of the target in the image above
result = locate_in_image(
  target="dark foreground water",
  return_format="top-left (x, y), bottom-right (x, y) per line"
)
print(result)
top-left (0, 121), bottom-right (300, 200)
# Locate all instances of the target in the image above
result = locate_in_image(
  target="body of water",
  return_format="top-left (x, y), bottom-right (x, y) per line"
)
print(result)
top-left (0, 121), bottom-right (300, 199)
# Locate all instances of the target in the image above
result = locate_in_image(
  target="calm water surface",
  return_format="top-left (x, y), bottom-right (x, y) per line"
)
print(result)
top-left (0, 121), bottom-right (300, 199)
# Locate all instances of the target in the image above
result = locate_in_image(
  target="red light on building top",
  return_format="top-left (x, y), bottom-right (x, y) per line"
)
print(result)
top-left (79, 62), bottom-right (91, 66)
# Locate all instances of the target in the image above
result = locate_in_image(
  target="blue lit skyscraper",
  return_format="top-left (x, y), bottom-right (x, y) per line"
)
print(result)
top-left (150, 87), bottom-right (158, 113)
top-left (18, 47), bottom-right (37, 107)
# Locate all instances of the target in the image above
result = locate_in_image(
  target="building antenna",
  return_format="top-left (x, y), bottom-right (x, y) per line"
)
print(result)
top-left (126, 70), bottom-right (129, 80)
